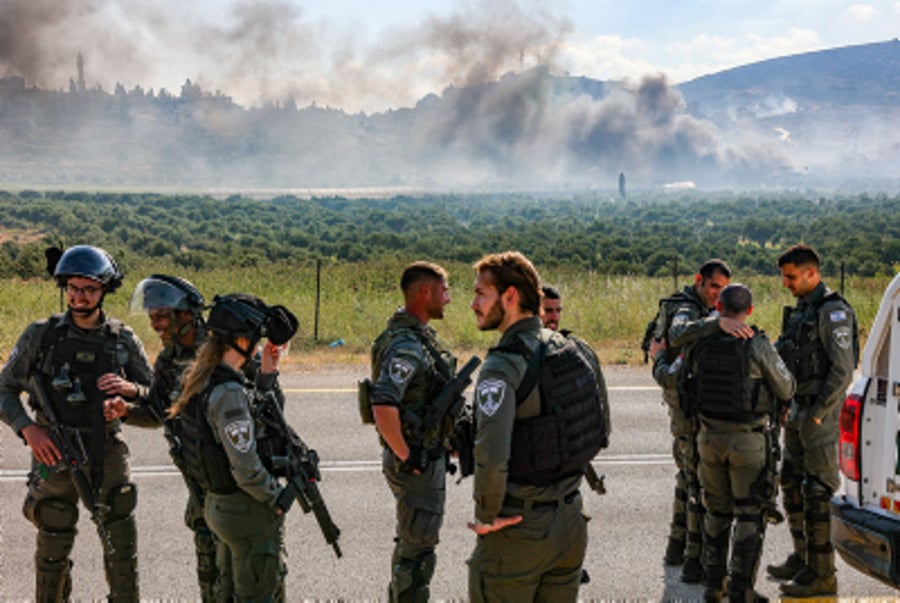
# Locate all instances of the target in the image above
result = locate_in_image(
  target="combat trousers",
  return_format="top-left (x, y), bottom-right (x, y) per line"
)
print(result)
top-left (382, 448), bottom-right (446, 602)
top-left (781, 410), bottom-right (840, 576)
top-left (23, 432), bottom-right (138, 603)
top-left (670, 408), bottom-right (703, 562)
top-left (697, 418), bottom-right (768, 598)
top-left (468, 490), bottom-right (587, 602)
top-left (182, 477), bottom-right (227, 602)
top-left (205, 489), bottom-right (285, 602)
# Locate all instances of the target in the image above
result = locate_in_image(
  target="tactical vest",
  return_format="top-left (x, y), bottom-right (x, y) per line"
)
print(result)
top-left (781, 289), bottom-right (859, 389)
top-left (684, 330), bottom-right (774, 422)
top-left (178, 366), bottom-right (241, 495)
top-left (371, 323), bottom-right (455, 439)
top-left (501, 329), bottom-right (606, 486)
top-left (34, 314), bottom-right (126, 429)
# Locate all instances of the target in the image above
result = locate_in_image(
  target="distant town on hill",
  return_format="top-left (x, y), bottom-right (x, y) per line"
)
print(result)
top-left (2, 40), bottom-right (899, 192)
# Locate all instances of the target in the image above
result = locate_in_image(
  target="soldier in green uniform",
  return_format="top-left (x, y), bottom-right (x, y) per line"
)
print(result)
top-left (368, 261), bottom-right (456, 603)
top-left (678, 284), bottom-right (796, 602)
top-left (0, 245), bottom-right (153, 602)
top-left (104, 275), bottom-right (226, 600)
top-left (169, 293), bottom-right (297, 602)
top-left (468, 252), bottom-right (601, 602)
top-left (655, 259), bottom-right (751, 583)
top-left (767, 244), bottom-right (857, 597)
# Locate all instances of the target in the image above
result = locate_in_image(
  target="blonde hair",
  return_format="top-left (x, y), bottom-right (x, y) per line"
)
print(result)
top-left (169, 335), bottom-right (228, 417)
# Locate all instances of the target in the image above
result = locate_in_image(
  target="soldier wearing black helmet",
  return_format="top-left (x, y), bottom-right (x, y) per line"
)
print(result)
top-left (104, 274), bottom-right (225, 600)
top-left (0, 245), bottom-right (153, 601)
top-left (169, 293), bottom-right (298, 601)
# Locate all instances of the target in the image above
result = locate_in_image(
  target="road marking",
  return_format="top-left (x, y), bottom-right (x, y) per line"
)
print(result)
top-left (0, 453), bottom-right (672, 482)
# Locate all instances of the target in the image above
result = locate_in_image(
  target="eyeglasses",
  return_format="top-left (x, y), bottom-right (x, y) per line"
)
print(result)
top-left (65, 283), bottom-right (102, 297)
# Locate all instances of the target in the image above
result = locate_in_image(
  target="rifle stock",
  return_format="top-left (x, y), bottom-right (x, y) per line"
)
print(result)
top-left (28, 375), bottom-right (116, 555)
top-left (405, 355), bottom-right (481, 445)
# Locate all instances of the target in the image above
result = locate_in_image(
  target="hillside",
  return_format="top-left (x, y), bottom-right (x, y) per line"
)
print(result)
top-left (1, 41), bottom-right (899, 190)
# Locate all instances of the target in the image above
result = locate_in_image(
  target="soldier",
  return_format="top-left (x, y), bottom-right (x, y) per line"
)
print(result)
top-left (654, 259), bottom-right (750, 583)
top-left (468, 252), bottom-right (604, 602)
top-left (0, 245), bottom-right (153, 601)
top-left (540, 284), bottom-right (563, 331)
top-left (767, 244), bottom-right (857, 597)
top-left (368, 261), bottom-right (456, 603)
top-left (168, 293), bottom-right (297, 601)
top-left (103, 275), bottom-right (223, 600)
top-left (680, 284), bottom-right (795, 602)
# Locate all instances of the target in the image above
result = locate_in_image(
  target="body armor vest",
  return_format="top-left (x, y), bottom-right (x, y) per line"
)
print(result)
top-left (35, 315), bottom-right (125, 429)
top-left (502, 330), bottom-right (606, 486)
top-left (178, 366), bottom-right (241, 494)
top-left (372, 323), bottom-right (455, 441)
top-left (780, 289), bottom-right (858, 396)
top-left (688, 330), bottom-right (773, 422)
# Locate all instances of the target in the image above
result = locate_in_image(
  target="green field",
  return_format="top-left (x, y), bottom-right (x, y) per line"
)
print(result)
top-left (1, 262), bottom-right (891, 366)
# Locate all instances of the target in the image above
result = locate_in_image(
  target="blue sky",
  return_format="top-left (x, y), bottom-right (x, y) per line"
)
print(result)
top-left (20, 0), bottom-right (900, 112)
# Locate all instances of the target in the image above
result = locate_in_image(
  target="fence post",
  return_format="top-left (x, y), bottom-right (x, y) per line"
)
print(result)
top-left (315, 258), bottom-right (321, 342)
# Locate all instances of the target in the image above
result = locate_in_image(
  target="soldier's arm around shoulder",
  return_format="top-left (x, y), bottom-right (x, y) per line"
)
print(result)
top-left (752, 332), bottom-right (795, 402)
top-left (668, 306), bottom-right (719, 348)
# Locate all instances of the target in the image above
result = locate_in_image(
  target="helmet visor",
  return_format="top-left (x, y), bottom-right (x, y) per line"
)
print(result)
top-left (130, 277), bottom-right (190, 314)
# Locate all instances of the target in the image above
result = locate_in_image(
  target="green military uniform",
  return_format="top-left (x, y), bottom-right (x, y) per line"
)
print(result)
top-left (688, 330), bottom-right (795, 601)
top-left (370, 309), bottom-right (456, 603)
top-left (655, 285), bottom-right (717, 574)
top-left (180, 364), bottom-right (285, 602)
top-left (772, 281), bottom-right (856, 594)
top-left (0, 311), bottom-right (152, 602)
top-left (468, 317), bottom-right (587, 602)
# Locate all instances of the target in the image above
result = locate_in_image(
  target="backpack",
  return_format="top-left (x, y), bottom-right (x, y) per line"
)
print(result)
top-left (500, 329), bottom-right (607, 486)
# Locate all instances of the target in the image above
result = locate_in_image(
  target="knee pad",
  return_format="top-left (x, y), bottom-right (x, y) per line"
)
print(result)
top-left (37, 528), bottom-right (77, 563)
top-left (32, 498), bottom-right (79, 532)
top-left (106, 482), bottom-right (138, 521)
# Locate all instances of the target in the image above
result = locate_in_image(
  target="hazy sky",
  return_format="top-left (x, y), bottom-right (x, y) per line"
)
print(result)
top-left (5, 0), bottom-right (900, 112)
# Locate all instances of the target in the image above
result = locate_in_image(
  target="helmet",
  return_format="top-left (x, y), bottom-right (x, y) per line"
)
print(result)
top-left (130, 274), bottom-right (205, 316)
top-left (53, 245), bottom-right (123, 293)
top-left (207, 294), bottom-right (298, 352)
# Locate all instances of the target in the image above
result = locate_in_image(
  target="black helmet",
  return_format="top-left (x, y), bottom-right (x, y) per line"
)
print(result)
top-left (53, 245), bottom-right (123, 293)
top-left (130, 274), bottom-right (205, 316)
top-left (207, 293), bottom-right (298, 356)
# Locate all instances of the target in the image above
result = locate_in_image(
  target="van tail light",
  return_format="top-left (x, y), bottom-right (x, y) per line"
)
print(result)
top-left (839, 393), bottom-right (863, 481)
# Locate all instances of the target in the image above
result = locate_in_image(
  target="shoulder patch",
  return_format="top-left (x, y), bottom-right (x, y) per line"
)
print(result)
top-left (389, 357), bottom-right (415, 385)
top-left (224, 419), bottom-right (253, 453)
top-left (829, 309), bottom-right (848, 323)
top-left (833, 326), bottom-right (852, 350)
top-left (477, 378), bottom-right (506, 418)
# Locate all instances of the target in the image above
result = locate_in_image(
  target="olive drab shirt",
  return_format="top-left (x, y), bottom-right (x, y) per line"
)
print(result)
top-left (206, 365), bottom-right (283, 508)
top-left (0, 311), bottom-right (153, 435)
top-left (777, 281), bottom-right (856, 422)
top-left (370, 309), bottom-right (456, 445)
top-left (472, 316), bottom-right (581, 524)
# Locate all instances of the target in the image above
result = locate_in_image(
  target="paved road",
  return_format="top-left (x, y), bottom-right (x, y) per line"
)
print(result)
top-left (0, 365), bottom-right (896, 600)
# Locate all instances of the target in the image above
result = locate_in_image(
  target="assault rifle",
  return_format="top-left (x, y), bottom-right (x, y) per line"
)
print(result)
top-left (404, 355), bottom-right (481, 449)
top-left (255, 391), bottom-right (342, 558)
top-left (28, 374), bottom-right (116, 555)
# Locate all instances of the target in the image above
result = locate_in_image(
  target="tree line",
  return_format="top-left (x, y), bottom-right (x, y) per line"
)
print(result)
top-left (0, 189), bottom-right (897, 281)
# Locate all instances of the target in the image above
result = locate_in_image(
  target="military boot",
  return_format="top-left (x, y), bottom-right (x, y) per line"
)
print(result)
top-left (766, 552), bottom-right (804, 580)
top-left (664, 535), bottom-right (686, 565)
top-left (779, 566), bottom-right (837, 597)
top-left (701, 521), bottom-right (729, 602)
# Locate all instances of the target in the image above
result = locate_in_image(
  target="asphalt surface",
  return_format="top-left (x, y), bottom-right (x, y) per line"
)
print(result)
top-left (0, 364), bottom-right (897, 600)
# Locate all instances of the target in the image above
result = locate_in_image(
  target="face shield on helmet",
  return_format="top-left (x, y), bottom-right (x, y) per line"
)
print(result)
top-left (52, 245), bottom-right (123, 293)
top-left (129, 275), bottom-right (205, 316)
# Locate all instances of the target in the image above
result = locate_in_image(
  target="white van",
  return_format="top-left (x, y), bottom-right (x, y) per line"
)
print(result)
top-left (831, 272), bottom-right (900, 588)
